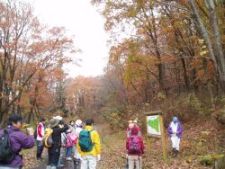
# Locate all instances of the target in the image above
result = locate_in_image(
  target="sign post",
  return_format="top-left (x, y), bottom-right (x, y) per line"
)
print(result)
top-left (146, 111), bottom-right (167, 161)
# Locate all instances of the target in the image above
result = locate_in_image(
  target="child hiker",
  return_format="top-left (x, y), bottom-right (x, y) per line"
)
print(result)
top-left (167, 116), bottom-right (183, 156)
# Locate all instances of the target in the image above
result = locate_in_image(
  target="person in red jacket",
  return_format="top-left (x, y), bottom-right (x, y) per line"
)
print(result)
top-left (126, 126), bottom-right (144, 169)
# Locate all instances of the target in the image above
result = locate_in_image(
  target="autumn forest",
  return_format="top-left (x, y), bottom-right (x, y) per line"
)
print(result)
top-left (0, 0), bottom-right (225, 125)
top-left (1, 0), bottom-right (225, 168)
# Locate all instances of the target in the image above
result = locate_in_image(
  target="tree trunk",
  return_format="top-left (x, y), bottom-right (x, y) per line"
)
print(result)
top-left (206, 0), bottom-right (225, 90)
top-left (189, 0), bottom-right (225, 90)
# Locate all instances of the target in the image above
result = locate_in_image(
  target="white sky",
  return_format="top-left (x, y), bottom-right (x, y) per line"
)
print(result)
top-left (26, 0), bottom-right (109, 77)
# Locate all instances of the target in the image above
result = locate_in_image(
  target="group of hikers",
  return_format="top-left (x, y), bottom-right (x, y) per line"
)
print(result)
top-left (125, 116), bottom-right (183, 169)
top-left (0, 114), bottom-right (101, 169)
top-left (36, 116), bottom-right (101, 169)
top-left (0, 113), bottom-right (183, 169)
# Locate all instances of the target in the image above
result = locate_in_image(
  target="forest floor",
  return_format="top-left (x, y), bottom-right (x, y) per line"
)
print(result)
top-left (23, 118), bottom-right (225, 169)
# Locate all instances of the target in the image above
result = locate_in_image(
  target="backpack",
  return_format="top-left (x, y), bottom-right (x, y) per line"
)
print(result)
top-left (0, 129), bottom-right (15, 163)
top-left (128, 136), bottom-right (142, 154)
top-left (66, 132), bottom-right (78, 148)
top-left (79, 130), bottom-right (93, 152)
top-left (43, 128), bottom-right (53, 148)
top-left (34, 128), bottom-right (37, 140)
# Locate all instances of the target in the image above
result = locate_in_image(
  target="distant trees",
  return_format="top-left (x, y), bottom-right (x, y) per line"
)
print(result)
top-left (0, 0), bottom-right (76, 124)
top-left (65, 76), bottom-right (103, 116)
top-left (90, 0), bottom-right (225, 108)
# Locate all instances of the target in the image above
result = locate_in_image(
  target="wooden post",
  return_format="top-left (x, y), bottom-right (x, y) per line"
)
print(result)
top-left (160, 115), bottom-right (167, 161)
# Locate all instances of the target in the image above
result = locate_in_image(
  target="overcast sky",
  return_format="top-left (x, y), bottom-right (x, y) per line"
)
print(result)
top-left (26, 0), bottom-right (109, 77)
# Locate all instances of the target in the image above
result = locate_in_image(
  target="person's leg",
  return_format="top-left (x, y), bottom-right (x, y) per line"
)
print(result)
top-left (81, 156), bottom-right (88, 169)
top-left (176, 137), bottom-right (181, 151)
top-left (88, 156), bottom-right (97, 169)
top-left (58, 147), bottom-right (66, 167)
top-left (48, 147), bottom-right (54, 165)
top-left (134, 156), bottom-right (141, 169)
top-left (66, 147), bottom-right (69, 157)
top-left (128, 156), bottom-right (135, 169)
top-left (66, 147), bottom-right (73, 160)
top-left (139, 156), bottom-right (143, 169)
top-left (36, 140), bottom-right (44, 159)
top-left (36, 140), bottom-right (39, 159)
top-left (171, 136), bottom-right (176, 150)
top-left (68, 147), bottom-right (73, 157)
top-left (74, 158), bottom-right (81, 169)
top-left (52, 146), bottom-right (61, 167)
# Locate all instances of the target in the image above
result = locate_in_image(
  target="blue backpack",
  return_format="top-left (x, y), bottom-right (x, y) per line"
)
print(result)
top-left (79, 130), bottom-right (93, 152)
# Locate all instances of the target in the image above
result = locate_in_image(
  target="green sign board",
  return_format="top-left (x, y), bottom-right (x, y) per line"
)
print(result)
top-left (147, 115), bottom-right (161, 136)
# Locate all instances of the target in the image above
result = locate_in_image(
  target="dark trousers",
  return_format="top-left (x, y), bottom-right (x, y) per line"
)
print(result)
top-left (36, 140), bottom-right (44, 159)
top-left (48, 145), bottom-right (61, 167)
top-left (74, 158), bottom-right (81, 169)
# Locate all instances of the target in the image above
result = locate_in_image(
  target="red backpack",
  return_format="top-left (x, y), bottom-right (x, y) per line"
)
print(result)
top-left (128, 136), bottom-right (142, 154)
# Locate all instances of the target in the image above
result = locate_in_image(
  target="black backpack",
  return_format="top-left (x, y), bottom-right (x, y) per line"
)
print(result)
top-left (0, 129), bottom-right (15, 163)
top-left (34, 128), bottom-right (37, 140)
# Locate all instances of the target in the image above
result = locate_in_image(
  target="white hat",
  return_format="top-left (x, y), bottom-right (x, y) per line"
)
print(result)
top-left (133, 118), bottom-right (138, 123)
top-left (75, 119), bottom-right (82, 126)
top-left (53, 116), bottom-right (63, 121)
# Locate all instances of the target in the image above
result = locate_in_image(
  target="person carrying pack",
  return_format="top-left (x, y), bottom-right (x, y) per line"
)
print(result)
top-left (0, 114), bottom-right (35, 169)
top-left (126, 126), bottom-right (144, 169)
top-left (65, 125), bottom-right (77, 161)
top-left (167, 116), bottom-right (183, 157)
top-left (46, 117), bottom-right (69, 169)
top-left (77, 119), bottom-right (101, 169)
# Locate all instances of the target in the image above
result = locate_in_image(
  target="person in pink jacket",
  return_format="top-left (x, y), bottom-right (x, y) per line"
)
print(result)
top-left (36, 118), bottom-right (46, 160)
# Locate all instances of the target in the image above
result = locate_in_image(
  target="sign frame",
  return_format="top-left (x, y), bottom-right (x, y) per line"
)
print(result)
top-left (145, 110), bottom-right (167, 161)
top-left (146, 114), bottom-right (161, 137)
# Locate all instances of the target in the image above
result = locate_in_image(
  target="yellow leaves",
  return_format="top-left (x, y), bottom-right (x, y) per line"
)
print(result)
top-left (127, 6), bottom-right (137, 17)
top-left (200, 50), bottom-right (208, 56)
top-left (198, 39), bottom-right (205, 44)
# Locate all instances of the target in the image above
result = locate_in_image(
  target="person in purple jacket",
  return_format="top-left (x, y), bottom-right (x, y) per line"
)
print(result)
top-left (0, 114), bottom-right (35, 169)
top-left (167, 116), bottom-right (183, 156)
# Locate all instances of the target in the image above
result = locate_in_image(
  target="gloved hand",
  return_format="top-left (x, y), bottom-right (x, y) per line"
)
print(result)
top-left (97, 155), bottom-right (101, 161)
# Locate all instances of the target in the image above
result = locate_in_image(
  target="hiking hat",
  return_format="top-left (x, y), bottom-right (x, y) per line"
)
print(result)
top-left (75, 119), bottom-right (82, 126)
top-left (49, 118), bottom-right (60, 128)
top-left (53, 116), bottom-right (63, 121)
